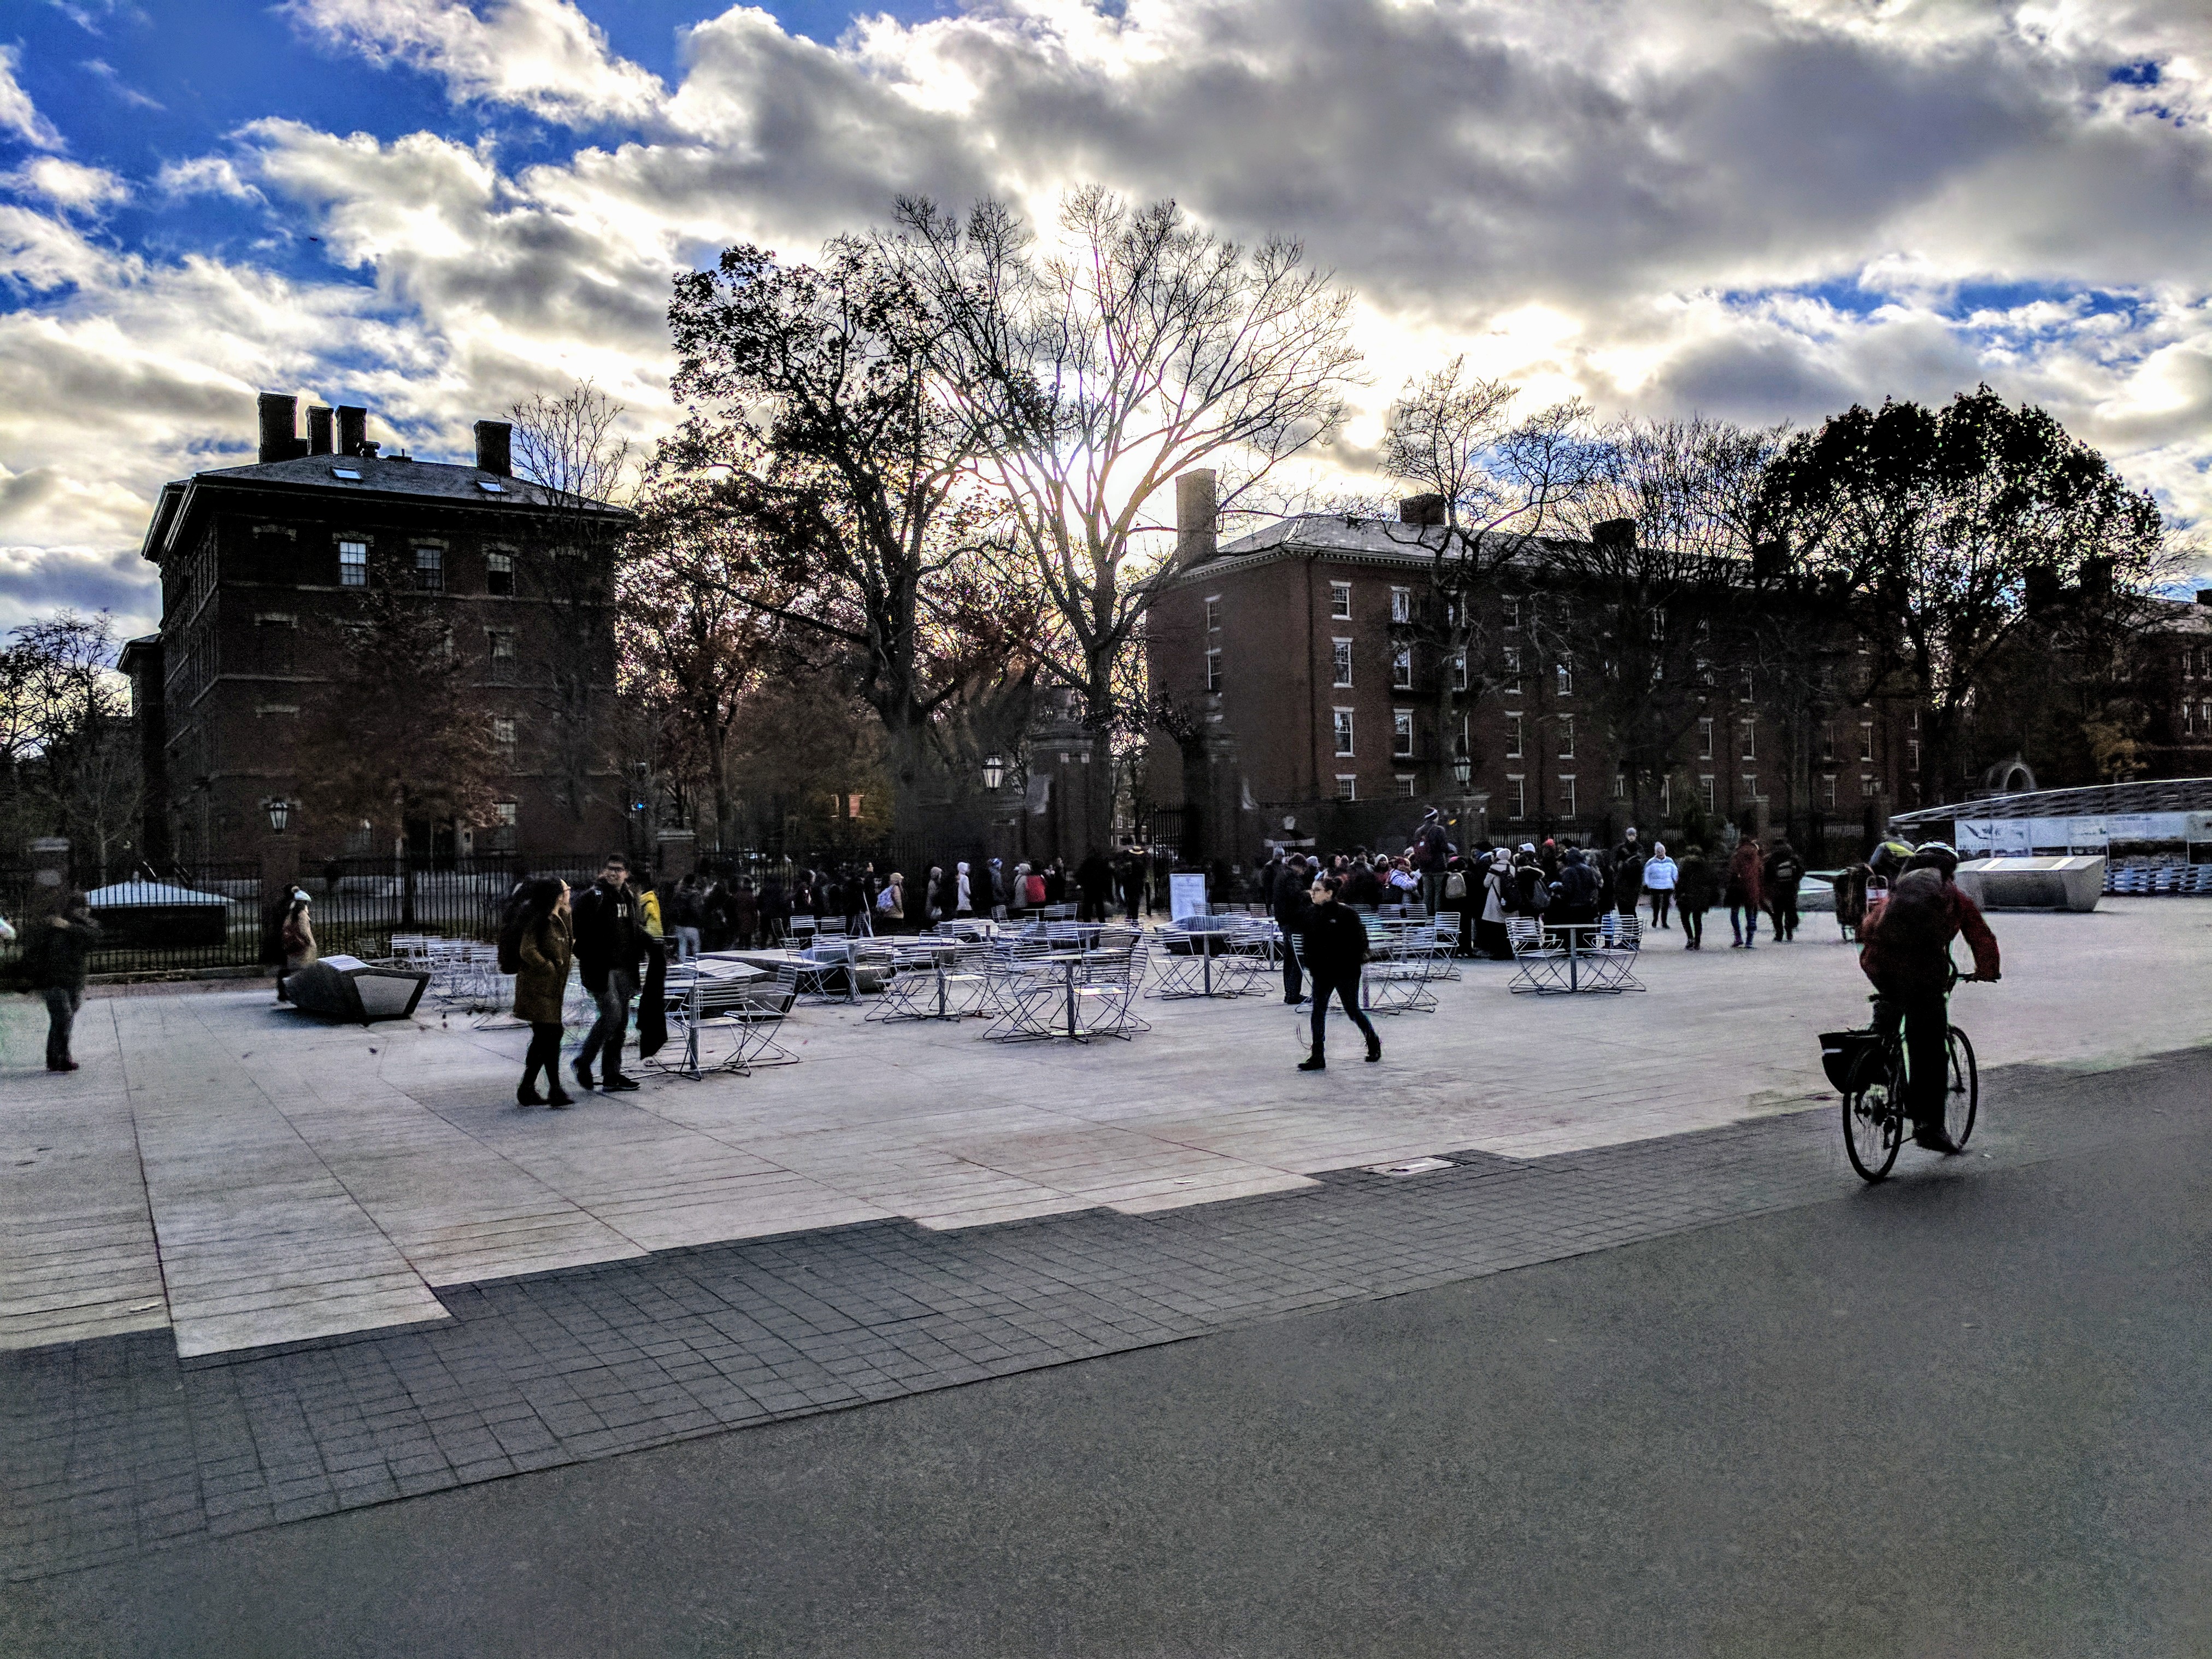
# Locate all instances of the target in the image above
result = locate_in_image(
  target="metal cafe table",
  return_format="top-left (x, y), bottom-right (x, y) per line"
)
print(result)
top-left (985, 950), bottom-right (1093, 1041)
top-left (1507, 921), bottom-right (1625, 995)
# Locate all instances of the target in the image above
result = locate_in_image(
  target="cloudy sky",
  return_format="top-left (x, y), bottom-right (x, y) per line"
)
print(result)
top-left (4, 0), bottom-right (2210, 642)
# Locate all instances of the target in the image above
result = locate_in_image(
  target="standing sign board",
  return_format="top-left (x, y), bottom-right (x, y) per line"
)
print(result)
top-left (1169, 873), bottom-right (1210, 921)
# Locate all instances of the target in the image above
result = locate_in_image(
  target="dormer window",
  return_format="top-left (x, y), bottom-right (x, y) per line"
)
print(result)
top-left (477, 479), bottom-right (505, 493)
top-left (330, 466), bottom-right (362, 481)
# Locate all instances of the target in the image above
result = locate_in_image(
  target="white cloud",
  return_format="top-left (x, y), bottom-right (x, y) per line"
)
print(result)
top-left (154, 155), bottom-right (263, 203)
top-left (3, 157), bottom-right (131, 213)
top-left (284, 0), bottom-right (667, 127)
top-left (0, 44), bottom-right (65, 151)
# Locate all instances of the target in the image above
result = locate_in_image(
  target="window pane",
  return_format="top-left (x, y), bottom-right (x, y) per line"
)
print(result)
top-left (339, 540), bottom-right (367, 587)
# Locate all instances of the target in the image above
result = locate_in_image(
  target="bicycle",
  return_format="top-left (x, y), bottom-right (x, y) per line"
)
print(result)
top-left (1821, 970), bottom-right (1985, 1184)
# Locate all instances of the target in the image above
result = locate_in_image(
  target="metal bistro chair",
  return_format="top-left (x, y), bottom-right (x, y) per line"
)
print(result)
top-left (721, 964), bottom-right (802, 1073)
top-left (652, 967), bottom-right (769, 1078)
top-left (867, 940), bottom-right (958, 1022)
top-left (981, 945), bottom-right (1069, 1041)
top-left (1363, 922), bottom-right (1441, 1015)
top-left (1582, 913), bottom-right (1648, 993)
top-left (1075, 933), bottom-right (1152, 1038)
top-left (1505, 916), bottom-right (1571, 994)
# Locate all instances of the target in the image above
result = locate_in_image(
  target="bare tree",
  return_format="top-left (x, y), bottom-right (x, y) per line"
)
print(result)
top-left (892, 187), bottom-right (1364, 851)
top-left (0, 611), bottom-right (142, 878)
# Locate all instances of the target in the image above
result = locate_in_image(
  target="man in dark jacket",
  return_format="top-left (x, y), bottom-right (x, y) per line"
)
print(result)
top-left (570, 854), bottom-right (648, 1091)
top-left (1551, 847), bottom-right (1603, 925)
top-left (1763, 837), bottom-right (1806, 942)
top-left (1074, 851), bottom-right (1115, 922)
top-left (1859, 842), bottom-right (1999, 1150)
top-left (1411, 811), bottom-right (1451, 915)
top-left (26, 892), bottom-right (98, 1071)
top-left (1273, 855), bottom-right (1313, 1004)
top-left (1297, 874), bottom-right (1380, 1070)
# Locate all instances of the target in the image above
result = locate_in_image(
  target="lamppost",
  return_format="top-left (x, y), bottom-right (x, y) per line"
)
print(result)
top-left (264, 798), bottom-right (292, 834)
top-left (983, 754), bottom-right (1004, 792)
top-left (1452, 749), bottom-right (1472, 844)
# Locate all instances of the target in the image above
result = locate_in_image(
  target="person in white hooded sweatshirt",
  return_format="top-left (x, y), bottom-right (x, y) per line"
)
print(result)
top-left (955, 861), bottom-right (973, 917)
top-left (1642, 842), bottom-right (1679, 929)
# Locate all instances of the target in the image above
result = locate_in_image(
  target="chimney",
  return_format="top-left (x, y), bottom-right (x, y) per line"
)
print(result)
top-left (1593, 517), bottom-right (1636, 555)
top-left (256, 392), bottom-right (306, 463)
top-left (306, 405), bottom-right (334, 456)
top-left (473, 419), bottom-right (513, 477)
top-left (1175, 469), bottom-right (1217, 567)
top-left (2197, 589), bottom-right (2212, 608)
top-left (336, 404), bottom-right (367, 457)
top-left (1398, 493), bottom-right (1446, 527)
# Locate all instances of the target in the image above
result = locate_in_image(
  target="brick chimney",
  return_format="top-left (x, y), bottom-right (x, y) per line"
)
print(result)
top-left (1175, 469), bottom-right (1217, 567)
top-left (474, 420), bottom-right (513, 477)
top-left (1398, 493), bottom-right (1445, 527)
top-left (306, 404), bottom-right (334, 456)
top-left (256, 393), bottom-right (307, 463)
top-left (336, 404), bottom-right (367, 457)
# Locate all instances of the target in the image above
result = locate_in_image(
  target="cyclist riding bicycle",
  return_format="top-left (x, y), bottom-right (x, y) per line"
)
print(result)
top-left (1856, 840), bottom-right (1999, 1152)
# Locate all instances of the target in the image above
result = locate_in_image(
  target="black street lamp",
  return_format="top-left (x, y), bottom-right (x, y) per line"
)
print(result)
top-left (983, 754), bottom-right (1005, 791)
top-left (1451, 752), bottom-right (1472, 789)
top-left (265, 798), bottom-right (292, 834)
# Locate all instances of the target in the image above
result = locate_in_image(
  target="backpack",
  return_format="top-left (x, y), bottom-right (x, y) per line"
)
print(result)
top-left (1443, 870), bottom-right (1467, 902)
top-left (1514, 864), bottom-right (1549, 916)
top-left (497, 913), bottom-right (527, 975)
top-left (1872, 867), bottom-right (1952, 957)
top-left (876, 885), bottom-right (897, 913)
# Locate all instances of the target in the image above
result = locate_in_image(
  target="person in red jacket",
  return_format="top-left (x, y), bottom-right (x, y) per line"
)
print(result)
top-left (1725, 837), bottom-right (1766, 948)
top-left (1857, 841), bottom-right (2001, 1150)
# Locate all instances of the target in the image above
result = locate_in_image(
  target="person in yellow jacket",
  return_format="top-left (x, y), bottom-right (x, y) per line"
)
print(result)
top-left (638, 868), bottom-right (663, 939)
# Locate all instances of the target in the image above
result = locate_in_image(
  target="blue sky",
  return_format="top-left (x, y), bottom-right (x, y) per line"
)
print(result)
top-left (3, 0), bottom-right (2210, 639)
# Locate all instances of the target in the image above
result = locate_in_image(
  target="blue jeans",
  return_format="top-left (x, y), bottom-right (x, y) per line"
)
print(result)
top-left (578, 969), bottom-right (636, 1077)
top-left (1731, 904), bottom-right (1760, 944)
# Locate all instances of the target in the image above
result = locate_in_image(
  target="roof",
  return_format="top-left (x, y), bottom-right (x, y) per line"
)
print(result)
top-left (84, 880), bottom-right (227, 907)
top-left (2146, 595), bottom-right (2212, 636)
top-left (1891, 776), bottom-right (2212, 825)
top-left (1169, 515), bottom-right (1561, 585)
top-left (139, 454), bottom-right (634, 563)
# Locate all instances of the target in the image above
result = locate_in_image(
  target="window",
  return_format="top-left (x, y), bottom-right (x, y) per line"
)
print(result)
top-left (1614, 771), bottom-right (1628, 800)
top-left (1502, 646), bottom-right (1522, 695)
top-left (1390, 586), bottom-right (1411, 624)
top-left (1739, 720), bottom-right (1756, 761)
top-left (489, 631), bottom-right (517, 683)
top-left (1397, 774), bottom-right (1417, 798)
top-left (414, 545), bottom-right (444, 592)
top-left (487, 551), bottom-right (514, 597)
top-left (1907, 739), bottom-right (1921, 775)
top-left (493, 716), bottom-right (516, 762)
top-left (1699, 774), bottom-right (1716, 812)
top-left (1559, 775), bottom-right (1577, 817)
top-left (1558, 716), bottom-right (1575, 758)
top-left (1391, 646), bottom-right (1413, 689)
top-left (331, 466), bottom-right (362, 481)
top-left (1742, 772), bottom-right (1760, 802)
top-left (1336, 773), bottom-right (1358, 801)
top-left (1204, 595), bottom-right (1222, 632)
top-left (1739, 670), bottom-right (1754, 702)
top-left (1451, 651), bottom-right (1467, 691)
top-left (1859, 721), bottom-right (1874, 762)
top-left (1821, 773), bottom-right (1838, 809)
top-left (1329, 581), bottom-right (1352, 620)
top-left (1820, 724), bottom-right (1835, 763)
top-left (490, 799), bottom-right (518, 850)
top-left (476, 479), bottom-right (505, 494)
top-left (1506, 714), bottom-right (1524, 758)
top-left (1861, 773), bottom-right (1875, 799)
top-left (1507, 774), bottom-right (1526, 820)
top-left (338, 539), bottom-right (368, 587)
top-left (1698, 717), bottom-right (1714, 759)
top-left (1696, 655), bottom-right (1714, 687)
top-left (1332, 707), bottom-right (1355, 756)
top-left (1660, 776), bottom-right (1673, 814)
top-left (1332, 638), bottom-right (1354, 687)
top-left (1909, 707), bottom-right (1921, 730)
top-left (1505, 596), bottom-right (1521, 631)
top-left (1556, 658), bottom-right (1573, 698)
top-left (1392, 709), bottom-right (1414, 757)
top-left (1205, 649), bottom-right (1223, 693)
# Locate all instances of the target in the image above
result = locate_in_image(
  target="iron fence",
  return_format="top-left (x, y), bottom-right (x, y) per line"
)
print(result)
top-left (295, 852), bottom-right (608, 958)
top-left (0, 858), bottom-right (266, 979)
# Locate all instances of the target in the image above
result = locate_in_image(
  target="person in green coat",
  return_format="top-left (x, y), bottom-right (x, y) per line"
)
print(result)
top-left (509, 878), bottom-right (575, 1108)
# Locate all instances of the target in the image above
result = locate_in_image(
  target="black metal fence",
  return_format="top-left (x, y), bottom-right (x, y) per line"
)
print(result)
top-left (295, 852), bottom-right (608, 959)
top-left (0, 858), bottom-right (266, 979)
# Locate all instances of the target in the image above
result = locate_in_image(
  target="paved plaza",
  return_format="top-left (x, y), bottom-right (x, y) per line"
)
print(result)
top-left (4, 904), bottom-right (2210, 1362)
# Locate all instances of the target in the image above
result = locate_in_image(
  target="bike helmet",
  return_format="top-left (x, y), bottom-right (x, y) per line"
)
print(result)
top-left (1867, 840), bottom-right (1913, 879)
top-left (1910, 839), bottom-right (1960, 877)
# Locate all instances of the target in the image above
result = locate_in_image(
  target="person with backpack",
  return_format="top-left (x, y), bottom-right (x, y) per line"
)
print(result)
top-left (505, 878), bottom-right (575, 1108)
top-left (1550, 846), bottom-right (1603, 927)
top-left (1858, 841), bottom-right (1999, 1151)
top-left (1674, 844), bottom-right (1716, 949)
top-left (25, 892), bottom-right (98, 1072)
top-left (1512, 845), bottom-right (1550, 923)
top-left (1296, 873), bottom-right (1381, 1072)
top-left (1725, 837), bottom-right (1767, 948)
top-left (1763, 837), bottom-right (1807, 942)
top-left (877, 870), bottom-right (905, 931)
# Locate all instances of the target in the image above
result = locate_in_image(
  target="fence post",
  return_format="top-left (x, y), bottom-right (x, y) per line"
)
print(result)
top-left (27, 838), bottom-right (69, 917)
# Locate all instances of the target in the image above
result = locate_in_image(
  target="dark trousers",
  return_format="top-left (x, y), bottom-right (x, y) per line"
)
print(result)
top-left (1681, 906), bottom-right (1705, 946)
top-left (1770, 895), bottom-right (1799, 940)
top-left (1309, 972), bottom-right (1376, 1054)
top-left (578, 969), bottom-right (637, 1078)
top-left (1649, 891), bottom-right (1672, 927)
top-left (1874, 992), bottom-right (1949, 1123)
top-left (1281, 936), bottom-right (1305, 1002)
top-left (44, 986), bottom-right (82, 1067)
top-left (521, 1023), bottom-right (563, 1093)
top-left (1729, 903), bottom-right (1760, 944)
top-left (1079, 893), bottom-right (1107, 922)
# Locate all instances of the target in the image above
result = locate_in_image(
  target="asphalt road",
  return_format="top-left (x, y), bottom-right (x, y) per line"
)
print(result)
top-left (6, 1058), bottom-right (2210, 1658)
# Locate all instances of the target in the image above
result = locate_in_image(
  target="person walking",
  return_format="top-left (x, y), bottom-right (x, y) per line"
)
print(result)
top-left (1675, 844), bottom-right (1716, 950)
top-left (1763, 837), bottom-right (1806, 942)
top-left (276, 889), bottom-right (317, 1004)
top-left (668, 874), bottom-right (705, 963)
top-left (1273, 854), bottom-right (1313, 1004)
top-left (1614, 842), bottom-right (1647, 930)
top-left (570, 854), bottom-right (648, 1092)
top-left (1074, 850), bottom-right (1114, 922)
top-left (730, 877), bottom-right (759, 948)
top-left (955, 861), bottom-right (974, 919)
top-left (1642, 842), bottom-right (1678, 929)
top-left (878, 870), bottom-right (906, 932)
top-left (25, 892), bottom-right (97, 1072)
top-left (509, 878), bottom-right (576, 1109)
top-left (1726, 837), bottom-right (1766, 948)
top-left (1297, 874), bottom-right (1381, 1071)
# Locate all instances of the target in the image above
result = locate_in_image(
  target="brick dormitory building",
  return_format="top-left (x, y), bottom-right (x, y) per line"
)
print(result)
top-left (1145, 472), bottom-right (1921, 869)
top-left (121, 392), bottom-right (632, 869)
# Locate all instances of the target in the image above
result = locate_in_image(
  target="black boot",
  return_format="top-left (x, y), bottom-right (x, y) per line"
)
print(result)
top-left (572, 1057), bottom-right (595, 1092)
top-left (1365, 1036), bottom-right (1382, 1063)
top-left (517, 1078), bottom-right (546, 1107)
top-left (1297, 1050), bottom-right (1326, 1072)
top-left (545, 1086), bottom-right (575, 1109)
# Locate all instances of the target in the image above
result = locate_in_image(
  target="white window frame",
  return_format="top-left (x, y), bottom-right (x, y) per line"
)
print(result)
top-left (1392, 708), bottom-right (1414, 758)
top-left (1332, 638), bottom-right (1354, 688)
top-left (492, 716), bottom-right (517, 761)
top-left (1821, 773), bottom-right (1838, 809)
top-left (1556, 658), bottom-right (1573, 698)
top-left (1335, 773), bottom-right (1357, 801)
top-left (1391, 645), bottom-right (1413, 690)
top-left (1699, 716), bottom-right (1714, 759)
top-left (1558, 715), bottom-right (1575, 759)
top-left (1329, 581), bottom-right (1352, 621)
top-left (414, 544), bottom-right (444, 592)
top-left (1389, 585), bottom-right (1411, 624)
top-left (1332, 707), bottom-right (1356, 757)
top-left (1739, 719), bottom-right (1756, 762)
top-left (1698, 774), bottom-right (1716, 812)
top-left (1451, 650), bottom-right (1467, 691)
top-left (1204, 595), bottom-right (1222, 632)
top-left (1396, 774), bottom-right (1417, 798)
top-left (1507, 774), bottom-right (1526, 820)
top-left (1505, 713), bottom-right (1524, 759)
top-left (486, 549), bottom-right (515, 596)
top-left (1742, 772), bottom-right (1760, 802)
top-left (1860, 721), bottom-right (1875, 762)
top-left (1502, 646), bottom-right (1521, 696)
top-left (1559, 774), bottom-right (1578, 817)
top-left (338, 539), bottom-right (368, 587)
top-left (1205, 649), bottom-right (1223, 693)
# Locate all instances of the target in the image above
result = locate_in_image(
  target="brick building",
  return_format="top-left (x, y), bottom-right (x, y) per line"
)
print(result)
top-left (127, 392), bottom-right (632, 867)
top-left (1145, 474), bottom-right (1917, 868)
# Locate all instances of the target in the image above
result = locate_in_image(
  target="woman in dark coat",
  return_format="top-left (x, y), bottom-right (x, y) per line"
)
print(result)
top-left (1725, 838), bottom-right (1767, 948)
top-left (510, 878), bottom-right (575, 1108)
top-left (1674, 846), bottom-right (1718, 950)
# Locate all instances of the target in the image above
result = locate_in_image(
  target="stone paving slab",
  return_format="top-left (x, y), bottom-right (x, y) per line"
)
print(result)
top-left (2, 903), bottom-right (2209, 1358)
top-left (2, 1043), bottom-right (2204, 1584)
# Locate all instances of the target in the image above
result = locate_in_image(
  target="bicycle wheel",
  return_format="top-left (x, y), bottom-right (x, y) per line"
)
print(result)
top-left (1842, 1046), bottom-right (1903, 1182)
top-left (1943, 1026), bottom-right (1978, 1151)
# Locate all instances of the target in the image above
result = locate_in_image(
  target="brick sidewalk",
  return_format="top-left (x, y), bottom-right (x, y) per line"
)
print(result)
top-left (5, 1045), bottom-right (2203, 1582)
